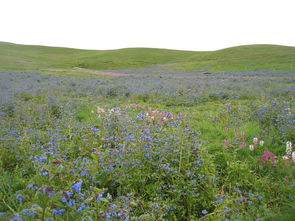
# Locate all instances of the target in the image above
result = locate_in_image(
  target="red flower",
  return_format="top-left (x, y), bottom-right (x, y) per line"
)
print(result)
top-left (260, 149), bottom-right (277, 162)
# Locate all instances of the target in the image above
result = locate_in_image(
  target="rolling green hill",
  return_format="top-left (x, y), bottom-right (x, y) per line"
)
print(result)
top-left (0, 42), bottom-right (294, 73)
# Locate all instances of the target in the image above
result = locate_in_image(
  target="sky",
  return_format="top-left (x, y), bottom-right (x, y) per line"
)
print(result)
top-left (1, 0), bottom-right (294, 51)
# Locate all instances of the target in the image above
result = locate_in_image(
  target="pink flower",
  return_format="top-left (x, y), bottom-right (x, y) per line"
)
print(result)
top-left (259, 149), bottom-right (277, 163)
top-left (253, 137), bottom-right (259, 143)
top-left (223, 139), bottom-right (230, 148)
top-left (240, 131), bottom-right (245, 137)
top-left (96, 107), bottom-right (105, 114)
top-left (234, 129), bottom-right (239, 137)
top-left (239, 142), bottom-right (246, 148)
top-left (284, 177), bottom-right (289, 182)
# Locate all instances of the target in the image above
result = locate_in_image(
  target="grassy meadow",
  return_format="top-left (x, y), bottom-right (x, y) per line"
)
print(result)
top-left (0, 42), bottom-right (294, 220)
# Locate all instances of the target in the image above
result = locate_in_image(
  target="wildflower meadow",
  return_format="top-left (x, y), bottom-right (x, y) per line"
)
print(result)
top-left (0, 67), bottom-right (294, 220)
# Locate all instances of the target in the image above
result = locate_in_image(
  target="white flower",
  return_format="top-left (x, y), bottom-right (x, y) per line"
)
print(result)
top-left (282, 155), bottom-right (289, 160)
top-left (292, 152), bottom-right (295, 163)
top-left (259, 140), bottom-right (264, 146)
top-left (253, 137), bottom-right (259, 143)
top-left (286, 141), bottom-right (292, 155)
top-left (249, 144), bottom-right (254, 151)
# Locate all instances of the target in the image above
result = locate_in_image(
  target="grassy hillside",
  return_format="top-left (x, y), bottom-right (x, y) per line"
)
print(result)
top-left (0, 42), bottom-right (294, 72)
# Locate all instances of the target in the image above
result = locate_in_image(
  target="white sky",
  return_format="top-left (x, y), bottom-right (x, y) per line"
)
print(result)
top-left (1, 0), bottom-right (294, 51)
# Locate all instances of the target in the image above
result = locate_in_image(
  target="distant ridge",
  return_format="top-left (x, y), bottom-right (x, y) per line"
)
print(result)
top-left (0, 41), bottom-right (294, 72)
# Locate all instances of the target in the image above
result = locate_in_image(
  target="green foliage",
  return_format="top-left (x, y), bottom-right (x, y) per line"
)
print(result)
top-left (0, 42), bottom-right (295, 72)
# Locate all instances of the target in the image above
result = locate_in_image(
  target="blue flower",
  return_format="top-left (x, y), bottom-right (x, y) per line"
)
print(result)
top-left (11, 213), bottom-right (23, 221)
top-left (71, 179), bottom-right (83, 193)
top-left (52, 208), bottom-right (65, 215)
top-left (40, 170), bottom-right (49, 176)
top-left (248, 193), bottom-right (256, 197)
top-left (65, 191), bottom-right (73, 198)
top-left (39, 156), bottom-right (47, 162)
top-left (96, 192), bottom-right (104, 201)
top-left (257, 195), bottom-right (263, 200)
top-left (247, 200), bottom-right (254, 205)
top-left (202, 210), bottom-right (208, 215)
top-left (34, 155), bottom-right (47, 163)
top-left (21, 209), bottom-right (36, 216)
top-left (77, 203), bottom-right (86, 212)
top-left (0, 212), bottom-right (7, 217)
top-left (16, 194), bottom-right (24, 203)
top-left (61, 196), bottom-right (67, 203)
top-left (68, 199), bottom-right (76, 207)
top-left (28, 184), bottom-right (38, 190)
top-left (233, 186), bottom-right (241, 194)
top-left (136, 112), bottom-right (146, 120)
top-left (105, 213), bottom-right (111, 219)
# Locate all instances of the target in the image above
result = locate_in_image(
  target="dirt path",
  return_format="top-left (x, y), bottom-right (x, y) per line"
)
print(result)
top-left (43, 67), bottom-right (127, 76)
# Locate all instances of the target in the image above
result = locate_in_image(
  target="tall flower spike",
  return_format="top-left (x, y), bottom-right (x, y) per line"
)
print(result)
top-left (223, 139), bottom-right (230, 148)
top-left (286, 141), bottom-right (292, 155)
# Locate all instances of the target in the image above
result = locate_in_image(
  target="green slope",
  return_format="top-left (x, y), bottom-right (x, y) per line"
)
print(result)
top-left (0, 42), bottom-right (294, 72)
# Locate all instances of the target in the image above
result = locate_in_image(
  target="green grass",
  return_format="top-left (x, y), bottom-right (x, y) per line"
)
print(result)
top-left (1, 42), bottom-right (294, 73)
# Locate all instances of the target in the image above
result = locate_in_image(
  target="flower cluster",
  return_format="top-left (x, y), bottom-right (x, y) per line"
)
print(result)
top-left (143, 108), bottom-right (182, 125)
top-left (248, 137), bottom-right (264, 151)
top-left (282, 141), bottom-right (295, 162)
